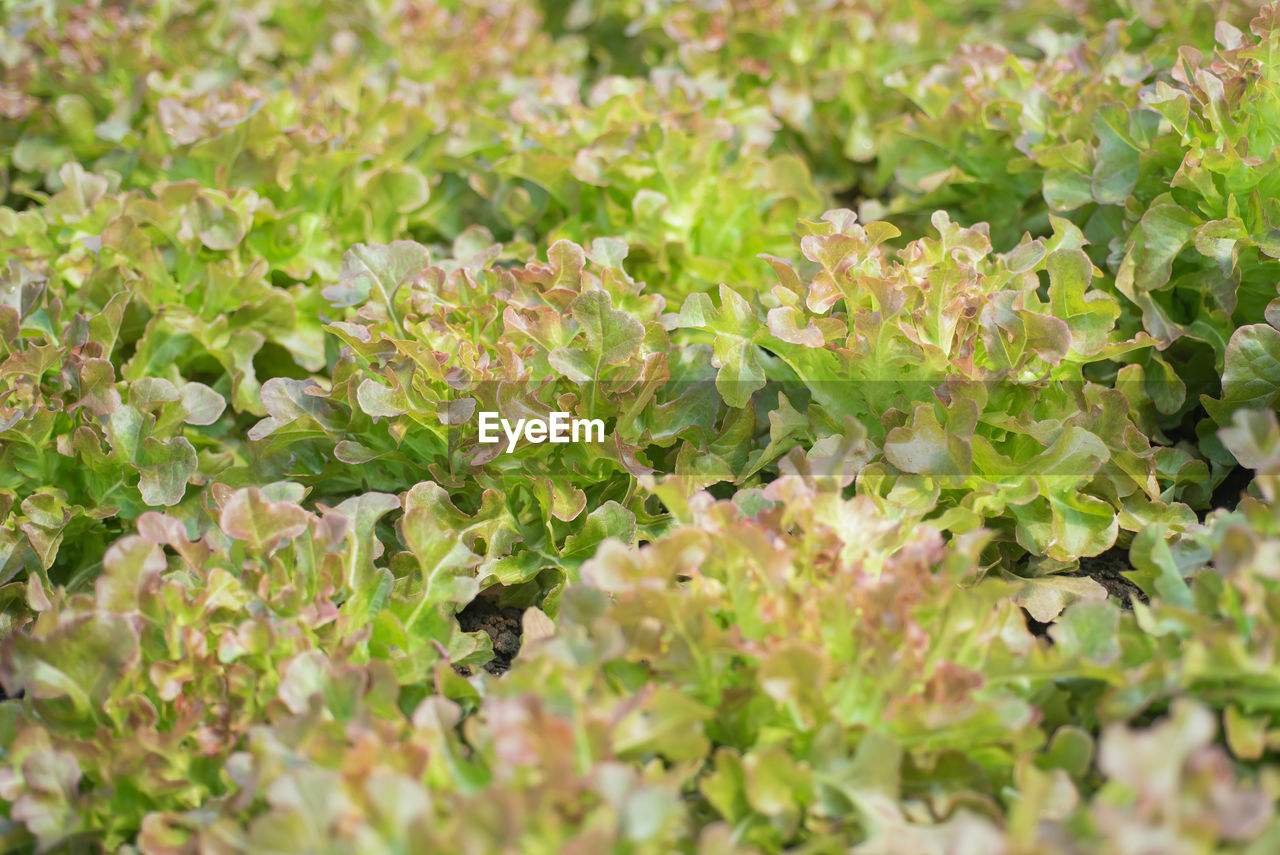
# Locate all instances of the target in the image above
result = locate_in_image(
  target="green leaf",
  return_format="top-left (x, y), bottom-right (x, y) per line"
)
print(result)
top-left (333, 491), bottom-right (402, 597)
top-left (178, 382), bottom-right (226, 426)
top-left (1205, 324), bottom-right (1280, 422)
top-left (1013, 574), bottom-right (1109, 623)
top-left (325, 242), bottom-right (429, 337)
top-left (1130, 205), bottom-right (1200, 292)
top-left (1090, 105), bottom-right (1140, 204)
top-left (1044, 169), bottom-right (1093, 211)
top-left (570, 289), bottom-right (644, 371)
top-left (561, 501), bottom-right (636, 564)
top-left (1049, 600), bottom-right (1120, 664)
top-left (219, 488), bottom-right (309, 549)
top-left (134, 436), bottom-right (197, 507)
top-left (1, 613), bottom-right (139, 720)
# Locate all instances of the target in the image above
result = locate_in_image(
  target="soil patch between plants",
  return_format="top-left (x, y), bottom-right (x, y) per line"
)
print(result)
top-left (1024, 546), bottom-right (1147, 639)
top-left (1077, 547), bottom-right (1147, 607)
top-left (455, 598), bottom-right (525, 676)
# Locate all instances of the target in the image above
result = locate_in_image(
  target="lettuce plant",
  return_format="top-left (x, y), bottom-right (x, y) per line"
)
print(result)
top-left (669, 209), bottom-right (1200, 561)
top-left (888, 7), bottom-right (1280, 376)
top-left (244, 235), bottom-right (754, 587)
top-left (5, 0), bottom-right (1280, 852)
top-left (0, 478), bottom-right (537, 849)
top-left (551, 0), bottom-right (1247, 194)
top-left (6, 471), bottom-right (1278, 852)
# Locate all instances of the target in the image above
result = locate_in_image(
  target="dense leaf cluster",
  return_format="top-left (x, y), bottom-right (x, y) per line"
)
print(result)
top-left (3, 0), bottom-right (1280, 852)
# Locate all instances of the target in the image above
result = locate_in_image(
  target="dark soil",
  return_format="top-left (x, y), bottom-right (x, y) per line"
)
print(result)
top-left (455, 598), bottom-right (524, 676)
top-left (1076, 547), bottom-right (1147, 607)
top-left (1024, 614), bottom-right (1054, 638)
top-left (1209, 466), bottom-right (1255, 513)
top-left (1024, 546), bottom-right (1146, 639)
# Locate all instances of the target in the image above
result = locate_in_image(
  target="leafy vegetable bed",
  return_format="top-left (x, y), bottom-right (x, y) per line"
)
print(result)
top-left (3, 0), bottom-right (1280, 852)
